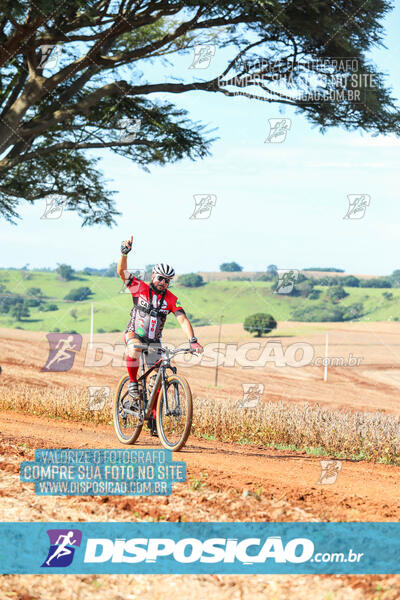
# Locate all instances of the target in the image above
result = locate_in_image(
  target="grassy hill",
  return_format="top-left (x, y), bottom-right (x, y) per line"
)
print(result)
top-left (0, 269), bottom-right (398, 333)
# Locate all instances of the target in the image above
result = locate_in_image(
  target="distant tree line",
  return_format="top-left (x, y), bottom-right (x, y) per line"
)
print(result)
top-left (0, 285), bottom-right (58, 321)
top-left (313, 274), bottom-right (396, 288)
top-left (302, 267), bottom-right (345, 272)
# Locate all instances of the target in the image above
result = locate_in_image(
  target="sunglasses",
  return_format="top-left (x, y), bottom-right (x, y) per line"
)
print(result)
top-left (154, 275), bottom-right (171, 284)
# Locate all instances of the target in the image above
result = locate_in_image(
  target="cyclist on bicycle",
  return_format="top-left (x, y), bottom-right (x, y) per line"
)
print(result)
top-left (117, 235), bottom-right (203, 435)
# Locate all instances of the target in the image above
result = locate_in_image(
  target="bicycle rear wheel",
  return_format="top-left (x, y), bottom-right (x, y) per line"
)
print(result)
top-left (113, 375), bottom-right (144, 444)
top-left (156, 374), bottom-right (192, 451)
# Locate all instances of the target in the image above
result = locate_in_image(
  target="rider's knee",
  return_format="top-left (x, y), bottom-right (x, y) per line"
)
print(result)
top-left (126, 338), bottom-right (142, 359)
top-left (127, 348), bottom-right (141, 359)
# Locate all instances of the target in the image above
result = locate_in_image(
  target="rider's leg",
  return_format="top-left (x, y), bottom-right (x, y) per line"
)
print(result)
top-left (125, 334), bottom-right (142, 400)
top-left (125, 334), bottom-right (141, 381)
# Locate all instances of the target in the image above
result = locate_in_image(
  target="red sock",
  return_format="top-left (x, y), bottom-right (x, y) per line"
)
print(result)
top-left (126, 356), bottom-right (139, 382)
top-left (126, 353), bottom-right (156, 418)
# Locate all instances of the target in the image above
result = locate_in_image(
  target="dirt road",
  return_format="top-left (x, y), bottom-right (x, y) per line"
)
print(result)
top-left (1, 410), bottom-right (400, 599)
top-left (1, 410), bottom-right (399, 522)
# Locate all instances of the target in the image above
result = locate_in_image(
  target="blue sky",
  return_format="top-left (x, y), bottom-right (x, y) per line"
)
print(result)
top-left (1, 5), bottom-right (399, 276)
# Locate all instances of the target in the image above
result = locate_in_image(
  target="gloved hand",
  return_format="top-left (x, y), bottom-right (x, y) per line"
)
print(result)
top-left (190, 340), bottom-right (203, 354)
top-left (121, 235), bottom-right (133, 255)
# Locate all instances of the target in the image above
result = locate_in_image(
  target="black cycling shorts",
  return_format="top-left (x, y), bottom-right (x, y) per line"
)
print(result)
top-left (124, 333), bottom-right (162, 369)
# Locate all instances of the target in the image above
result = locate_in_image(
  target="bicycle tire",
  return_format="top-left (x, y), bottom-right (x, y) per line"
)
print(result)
top-left (113, 375), bottom-right (144, 445)
top-left (156, 374), bottom-right (193, 451)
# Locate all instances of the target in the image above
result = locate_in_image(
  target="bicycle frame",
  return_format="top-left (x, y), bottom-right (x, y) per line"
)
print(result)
top-left (137, 352), bottom-right (177, 420)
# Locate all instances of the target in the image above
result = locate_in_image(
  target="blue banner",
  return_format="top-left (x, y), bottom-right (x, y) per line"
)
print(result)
top-left (20, 449), bottom-right (186, 496)
top-left (0, 522), bottom-right (399, 574)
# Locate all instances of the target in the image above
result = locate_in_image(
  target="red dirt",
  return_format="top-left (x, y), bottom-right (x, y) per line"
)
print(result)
top-left (0, 410), bottom-right (399, 522)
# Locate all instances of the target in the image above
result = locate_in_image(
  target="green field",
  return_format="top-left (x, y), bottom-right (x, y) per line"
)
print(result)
top-left (0, 269), bottom-right (398, 333)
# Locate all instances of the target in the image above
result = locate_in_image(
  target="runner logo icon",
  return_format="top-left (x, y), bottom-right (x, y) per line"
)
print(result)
top-left (41, 333), bottom-right (82, 372)
top-left (41, 529), bottom-right (82, 567)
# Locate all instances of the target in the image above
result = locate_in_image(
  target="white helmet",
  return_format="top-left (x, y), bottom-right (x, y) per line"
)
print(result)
top-left (152, 263), bottom-right (175, 279)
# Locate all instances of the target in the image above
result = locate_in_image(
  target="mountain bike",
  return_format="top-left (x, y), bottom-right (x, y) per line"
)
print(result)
top-left (113, 345), bottom-right (194, 451)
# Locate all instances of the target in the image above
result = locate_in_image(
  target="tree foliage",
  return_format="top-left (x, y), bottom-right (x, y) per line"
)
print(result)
top-left (56, 263), bottom-right (75, 281)
top-left (341, 275), bottom-right (360, 287)
top-left (243, 312), bottom-right (277, 336)
top-left (11, 301), bottom-right (30, 320)
top-left (220, 262), bottom-right (243, 272)
top-left (290, 301), bottom-right (364, 322)
top-left (0, 0), bottom-right (398, 224)
top-left (359, 277), bottom-right (392, 288)
top-left (64, 286), bottom-right (92, 301)
top-left (292, 280), bottom-right (314, 298)
top-left (266, 264), bottom-right (278, 276)
top-left (326, 285), bottom-right (348, 302)
top-left (26, 286), bottom-right (45, 297)
top-left (177, 273), bottom-right (204, 287)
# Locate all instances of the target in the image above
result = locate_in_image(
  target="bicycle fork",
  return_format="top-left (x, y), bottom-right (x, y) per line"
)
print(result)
top-left (143, 365), bottom-right (176, 419)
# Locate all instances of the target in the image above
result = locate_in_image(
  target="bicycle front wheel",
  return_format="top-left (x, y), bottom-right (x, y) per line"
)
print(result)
top-left (156, 374), bottom-right (192, 451)
top-left (113, 375), bottom-right (144, 445)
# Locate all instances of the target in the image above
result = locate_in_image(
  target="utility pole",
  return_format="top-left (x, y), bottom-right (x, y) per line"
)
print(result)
top-left (90, 302), bottom-right (94, 349)
top-left (324, 331), bottom-right (329, 382)
top-left (215, 314), bottom-right (224, 387)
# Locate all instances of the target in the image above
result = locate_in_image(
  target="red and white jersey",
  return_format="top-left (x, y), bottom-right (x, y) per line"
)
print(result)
top-left (124, 274), bottom-right (185, 341)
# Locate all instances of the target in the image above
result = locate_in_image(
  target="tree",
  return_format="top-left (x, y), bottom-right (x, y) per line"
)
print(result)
top-left (25, 297), bottom-right (42, 307)
top-left (64, 286), bottom-right (92, 301)
top-left (343, 302), bottom-right (364, 320)
top-left (360, 277), bottom-right (392, 288)
top-left (57, 264), bottom-right (74, 281)
top-left (290, 303), bottom-right (345, 322)
top-left (243, 313), bottom-right (277, 337)
top-left (177, 273), bottom-right (204, 288)
top-left (12, 302), bottom-right (30, 321)
top-left (292, 281), bottom-right (314, 298)
top-left (0, 293), bottom-right (25, 314)
top-left (1, 1), bottom-right (398, 225)
top-left (26, 287), bottom-right (44, 297)
top-left (220, 262), bottom-right (243, 272)
top-left (341, 275), bottom-right (360, 287)
top-left (382, 292), bottom-right (393, 301)
top-left (326, 286), bottom-right (348, 302)
top-left (390, 270), bottom-right (400, 287)
top-left (41, 303), bottom-right (58, 311)
top-left (303, 268), bottom-right (345, 273)
top-left (308, 289), bottom-right (321, 300)
top-left (267, 265), bottom-right (278, 277)
top-left (314, 276), bottom-right (340, 286)
top-left (70, 309), bottom-right (78, 320)
top-left (291, 301), bottom-right (364, 322)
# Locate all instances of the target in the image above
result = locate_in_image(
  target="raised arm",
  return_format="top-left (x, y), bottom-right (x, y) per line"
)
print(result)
top-left (117, 235), bottom-right (133, 282)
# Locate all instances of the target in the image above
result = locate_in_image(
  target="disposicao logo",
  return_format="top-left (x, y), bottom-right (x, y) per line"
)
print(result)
top-left (83, 536), bottom-right (314, 564)
top-left (41, 529), bottom-right (82, 567)
top-left (40, 533), bottom-right (315, 568)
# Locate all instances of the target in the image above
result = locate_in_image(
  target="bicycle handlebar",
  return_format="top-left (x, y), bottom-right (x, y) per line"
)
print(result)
top-left (159, 346), bottom-right (196, 357)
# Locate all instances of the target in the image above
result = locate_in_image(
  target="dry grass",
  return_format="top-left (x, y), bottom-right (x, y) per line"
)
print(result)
top-left (1, 384), bottom-right (400, 463)
top-left (191, 396), bottom-right (400, 464)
